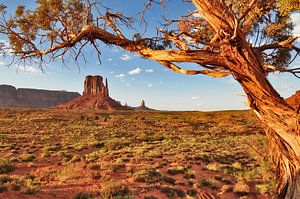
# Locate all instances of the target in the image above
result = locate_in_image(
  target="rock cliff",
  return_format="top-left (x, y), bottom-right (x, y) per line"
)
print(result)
top-left (0, 84), bottom-right (80, 108)
top-left (56, 75), bottom-right (130, 110)
top-left (286, 90), bottom-right (300, 110)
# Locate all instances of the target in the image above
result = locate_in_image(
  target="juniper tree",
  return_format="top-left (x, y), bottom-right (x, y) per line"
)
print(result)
top-left (0, 0), bottom-right (299, 198)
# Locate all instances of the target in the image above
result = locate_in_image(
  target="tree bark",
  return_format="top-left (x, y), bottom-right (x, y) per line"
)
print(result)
top-left (220, 38), bottom-right (300, 198)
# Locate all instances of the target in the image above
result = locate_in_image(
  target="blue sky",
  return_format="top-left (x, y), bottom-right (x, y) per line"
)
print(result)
top-left (0, 1), bottom-right (299, 111)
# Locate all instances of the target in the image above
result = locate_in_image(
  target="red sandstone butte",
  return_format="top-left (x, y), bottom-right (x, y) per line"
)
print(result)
top-left (56, 75), bottom-right (130, 110)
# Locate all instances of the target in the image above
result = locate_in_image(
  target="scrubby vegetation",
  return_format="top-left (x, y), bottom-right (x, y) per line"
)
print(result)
top-left (0, 108), bottom-right (275, 198)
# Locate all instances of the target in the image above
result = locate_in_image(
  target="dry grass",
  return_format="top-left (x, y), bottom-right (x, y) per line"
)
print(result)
top-left (0, 108), bottom-right (275, 198)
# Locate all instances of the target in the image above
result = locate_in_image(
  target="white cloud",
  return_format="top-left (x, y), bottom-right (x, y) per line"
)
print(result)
top-left (112, 48), bottom-right (120, 53)
top-left (0, 61), bottom-right (6, 65)
top-left (291, 13), bottom-right (300, 37)
top-left (109, 71), bottom-right (115, 74)
top-left (191, 96), bottom-right (200, 100)
top-left (192, 13), bottom-right (201, 18)
top-left (0, 40), bottom-right (13, 56)
top-left (120, 54), bottom-right (131, 61)
top-left (16, 65), bottom-right (42, 74)
top-left (116, 73), bottom-right (125, 82)
top-left (125, 83), bottom-right (131, 86)
top-left (129, 67), bottom-right (142, 75)
top-left (96, 61), bottom-right (100, 65)
top-left (145, 69), bottom-right (154, 73)
top-left (116, 73), bottom-right (125, 78)
top-left (108, 58), bottom-right (113, 61)
top-left (148, 83), bottom-right (153, 87)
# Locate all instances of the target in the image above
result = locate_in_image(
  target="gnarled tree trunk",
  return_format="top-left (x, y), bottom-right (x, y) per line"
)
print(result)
top-left (221, 38), bottom-right (300, 198)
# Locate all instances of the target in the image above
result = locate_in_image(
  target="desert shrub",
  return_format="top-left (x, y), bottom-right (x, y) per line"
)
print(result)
top-left (100, 179), bottom-right (130, 198)
top-left (256, 180), bottom-right (276, 194)
top-left (206, 163), bottom-right (222, 172)
top-left (0, 185), bottom-right (6, 193)
top-left (0, 158), bottom-right (14, 174)
top-left (21, 179), bottom-right (38, 194)
top-left (167, 166), bottom-right (186, 175)
top-left (146, 150), bottom-right (163, 158)
top-left (133, 169), bottom-right (161, 183)
top-left (221, 185), bottom-right (233, 193)
top-left (233, 180), bottom-right (250, 195)
top-left (70, 154), bottom-right (82, 163)
top-left (161, 176), bottom-right (176, 185)
top-left (232, 162), bottom-right (243, 170)
top-left (187, 189), bottom-right (197, 196)
top-left (158, 186), bottom-right (176, 198)
top-left (45, 145), bottom-right (60, 152)
top-left (0, 176), bottom-right (38, 194)
top-left (87, 163), bottom-right (101, 170)
top-left (90, 171), bottom-right (101, 180)
top-left (84, 151), bottom-right (101, 162)
top-left (105, 138), bottom-right (130, 150)
top-left (199, 179), bottom-right (212, 188)
top-left (74, 192), bottom-right (94, 199)
top-left (144, 196), bottom-right (158, 199)
top-left (158, 186), bottom-right (185, 198)
top-left (184, 169), bottom-right (196, 179)
top-left (20, 154), bottom-right (36, 162)
top-left (91, 141), bottom-right (104, 148)
top-left (0, 175), bottom-right (12, 184)
top-left (9, 157), bottom-right (19, 162)
top-left (80, 115), bottom-right (86, 121)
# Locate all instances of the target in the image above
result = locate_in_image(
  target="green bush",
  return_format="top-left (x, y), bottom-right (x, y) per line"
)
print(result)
top-left (0, 158), bottom-right (14, 174)
top-left (74, 192), bottom-right (93, 199)
top-left (20, 154), bottom-right (36, 162)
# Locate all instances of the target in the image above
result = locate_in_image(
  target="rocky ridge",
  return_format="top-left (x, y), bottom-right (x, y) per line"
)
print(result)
top-left (0, 85), bottom-right (80, 108)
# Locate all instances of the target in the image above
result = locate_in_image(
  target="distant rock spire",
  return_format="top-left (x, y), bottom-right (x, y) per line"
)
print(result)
top-left (141, 100), bottom-right (145, 107)
top-left (105, 78), bottom-right (109, 98)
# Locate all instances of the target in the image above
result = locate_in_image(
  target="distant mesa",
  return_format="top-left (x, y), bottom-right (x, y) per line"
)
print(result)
top-left (56, 75), bottom-right (130, 110)
top-left (285, 90), bottom-right (300, 110)
top-left (0, 84), bottom-right (80, 108)
top-left (0, 75), bottom-right (155, 111)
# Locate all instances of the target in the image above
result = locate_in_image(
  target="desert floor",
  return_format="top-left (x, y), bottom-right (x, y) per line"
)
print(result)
top-left (0, 109), bottom-right (275, 199)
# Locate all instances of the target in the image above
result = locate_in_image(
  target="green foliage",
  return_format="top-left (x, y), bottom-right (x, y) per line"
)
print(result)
top-left (277, 0), bottom-right (300, 14)
top-left (0, 158), bottom-right (14, 174)
top-left (133, 169), bottom-right (161, 183)
top-left (6, 0), bottom-right (85, 56)
top-left (0, 175), bottom-right (39, 194)
top-left (20, 154), bottom-right (36, 162)
top-left (100, 179), bottom-right (130, 198)
top-left (233, 180), bottom-right (250, 195)
top-left (74, 192), bottom-right (94, 199)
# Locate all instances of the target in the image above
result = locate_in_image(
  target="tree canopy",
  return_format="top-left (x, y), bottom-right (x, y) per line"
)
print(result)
top-left (0, 0), bottom-right (299, 77)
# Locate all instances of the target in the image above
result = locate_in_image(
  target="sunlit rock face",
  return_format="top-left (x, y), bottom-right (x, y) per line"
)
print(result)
top-left (56, 75), bottom-right (130, 110)
top-left (286, 90), bottom-right (300, 109)
top-left (83, 75), bottom-right (109, 98)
